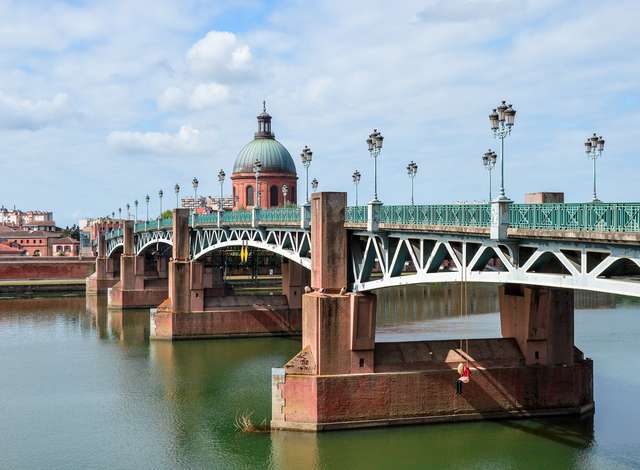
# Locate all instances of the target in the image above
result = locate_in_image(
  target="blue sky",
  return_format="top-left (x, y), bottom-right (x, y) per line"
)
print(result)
top-left (0, 0), bottom-right (638, 225)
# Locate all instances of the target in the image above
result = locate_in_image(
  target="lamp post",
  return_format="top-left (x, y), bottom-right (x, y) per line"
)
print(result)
top-left (253, 158), bottom-right (262, 208)
top-left (145, 194), bottom-right (150, 225)
top-left (406, 161), bottom-right (418, 205)
top-left (158, 190), bottom-right (164, 219)
top-left (489, 100), bottom-right (516, 200)
top-left (126, 203), bottom-right (130, 220)
top-left (300, 146), bottom-right (313, 204)
top-left (352, 170), bottom-right (361, 206)
top-left (366, 129), bottom-right (384, 202)
top-left (218, 169), bottom-right (225, 211)
top-left (584, 133), bottom-right (605, 202)
top-left (118, 207), bottom-right (122, 220)
top-left (282, 184), bottom-right (289, 207)
top-left (311, 178), bottom-right (318, 192)
top-left (174, 184), bottom-right (180, 209)
top-left (134, 200), bottom-right (138, 223)
top-left (192, 177), bottom-right (199, 225)
top-left (482, 149), bottom-right (497, 202)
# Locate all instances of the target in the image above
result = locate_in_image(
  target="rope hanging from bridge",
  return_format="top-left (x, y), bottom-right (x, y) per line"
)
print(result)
top-left (456, 250), bottom-right (471, 395)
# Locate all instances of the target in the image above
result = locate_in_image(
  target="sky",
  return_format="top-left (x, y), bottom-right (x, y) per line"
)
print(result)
top-left (0, 0), bottom-right (639, 226)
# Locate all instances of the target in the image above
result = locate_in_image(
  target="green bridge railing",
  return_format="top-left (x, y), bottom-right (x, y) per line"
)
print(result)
top-left (510, 203), bottom-right (640, 232)
top-left (104, 202), bottom-right (640, 241)
top-left (376, 204), bottom-right (491, 228)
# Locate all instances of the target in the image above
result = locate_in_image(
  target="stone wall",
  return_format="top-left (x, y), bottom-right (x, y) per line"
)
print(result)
top-left (0, 258), bottom-right (95, 280)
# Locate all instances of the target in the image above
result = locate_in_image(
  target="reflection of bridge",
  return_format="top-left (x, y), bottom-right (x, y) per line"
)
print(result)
top-left (89, 195), bottom-right (640, 432)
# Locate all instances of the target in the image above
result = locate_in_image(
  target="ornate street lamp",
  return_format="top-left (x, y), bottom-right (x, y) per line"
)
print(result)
top-left (126, 203), bottom-right (130, 220)
top-left (311, 178), bottom-right (318, 192)
top-left (218, 169), bottom-right (226, 211)
top-left (174, 184), bottom-right (180, 209)
top-left (253, 158), bottom-right (262, 208)
top-left (134, 200), bottom-right (138, 222)
top-left (482, 149), bottom-right (497, 202)
top-left (158, 189), bottom-right (164, 218)
top-left (406, 161), bottom-right (418, 205)
top-left (118, 207), bottom-right (122, 220)
top-left (145, 194), bottom-right (150, 222)
top-left (192, 177), bottom-right (199, 207)
top-left (300, 146), bottom-right (313, 204)
top-left (282, 184), bottom-right (289, 207)
top-left (489, 100), bottom-right (516, 200)
top-left (352, 170), bottom-right (361, 206)
top-left (111, 211), bottom-right (115, 219)
top-left (584, 133), bottom-right (605, 202)
top-left (191, 177), bottom-right (199, 225)
top-left (366, 129), bottom-right (384, 202)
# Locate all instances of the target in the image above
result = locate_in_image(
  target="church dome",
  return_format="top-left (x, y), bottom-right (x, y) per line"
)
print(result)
top-left (232, 103), bottom-right (297, 175)
top-left (233, 138), bottom-right (296, 174)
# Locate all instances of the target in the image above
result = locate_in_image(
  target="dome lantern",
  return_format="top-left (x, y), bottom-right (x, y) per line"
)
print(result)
top-left (256, 100), bottom-right (274, 139)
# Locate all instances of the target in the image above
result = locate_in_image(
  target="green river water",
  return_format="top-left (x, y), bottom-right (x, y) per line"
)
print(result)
top-left (0, 285), bottom-right (638, 469)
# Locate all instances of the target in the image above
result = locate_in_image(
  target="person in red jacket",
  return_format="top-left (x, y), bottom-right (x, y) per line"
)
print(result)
top-left (456, 362), bottom-right (470, 395)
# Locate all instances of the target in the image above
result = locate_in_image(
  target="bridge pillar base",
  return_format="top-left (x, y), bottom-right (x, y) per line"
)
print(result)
top-left (150, 257), bottom-right (302, 340)
top-left (150, 299), bottom-right (302, 340)
top-left (86, 257), bottom-right (118, 294)
top-left (108, 255), bottom-right (167, 309)
top-left (271, 338), bottom-right (593, 432)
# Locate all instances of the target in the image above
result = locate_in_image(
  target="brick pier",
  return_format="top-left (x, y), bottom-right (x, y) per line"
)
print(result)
top-left (271, 192), bottom-right (593, 431)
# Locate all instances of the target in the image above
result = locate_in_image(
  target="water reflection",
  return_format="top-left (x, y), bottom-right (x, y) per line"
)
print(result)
top-left (0, 289), bottom-right (637, 469)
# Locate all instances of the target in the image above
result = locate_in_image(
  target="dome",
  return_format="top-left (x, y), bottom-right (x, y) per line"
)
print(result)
top-left (233, 138), bottom-right (297, 174)
top-left (232, 103), bottom-right (297, 175)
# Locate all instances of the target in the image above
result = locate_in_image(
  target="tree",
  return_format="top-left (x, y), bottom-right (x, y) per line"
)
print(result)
top-left (62, 224), bottom-right (80, 240)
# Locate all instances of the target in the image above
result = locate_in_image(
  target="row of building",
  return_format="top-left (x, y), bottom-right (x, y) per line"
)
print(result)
top-left (0, 207), bottom-right (80, 256)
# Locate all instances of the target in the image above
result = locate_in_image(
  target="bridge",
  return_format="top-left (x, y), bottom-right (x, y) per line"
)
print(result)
top-left (101, 200), bottom-right (640, 297)
top-left (88, 194), bottom-right (640, 431)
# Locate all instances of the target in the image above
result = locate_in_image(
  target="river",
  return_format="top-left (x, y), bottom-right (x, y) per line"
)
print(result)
top-left (0, 285), bottom-right (638, 469)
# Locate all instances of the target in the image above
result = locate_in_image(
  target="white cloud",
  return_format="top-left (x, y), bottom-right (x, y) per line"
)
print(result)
top-left (0, 92), bottom-right (72, 130)
top-left (189, 82), bottom-right (230, 110)
top-left (107, 125), bottom-right (202, 156)
top-left (157, 86), bottom-right (186, 111)
top-left (186, 31), bottom-right (252, 78)
top-left (157, 82), bottom-right (230, 111)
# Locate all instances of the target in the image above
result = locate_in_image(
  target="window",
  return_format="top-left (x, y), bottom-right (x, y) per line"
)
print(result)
top-left (291, 186), bottom-right (296, 204)
top-left (270, 185), bottom-right (279, 207)
top-left (246, 185), bottom-right (254, 206)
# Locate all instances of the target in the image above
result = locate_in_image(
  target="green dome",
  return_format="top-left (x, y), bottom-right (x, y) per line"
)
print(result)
top-left (233, 138), bottom-right (297, 174)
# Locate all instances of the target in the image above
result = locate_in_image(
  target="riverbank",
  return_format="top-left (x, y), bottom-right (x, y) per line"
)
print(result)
top-left (0, 279), bottom-right (87, 298)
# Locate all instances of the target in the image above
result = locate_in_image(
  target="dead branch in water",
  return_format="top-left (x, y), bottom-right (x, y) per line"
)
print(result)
top-left (234, 410), bottom-right (270, 433)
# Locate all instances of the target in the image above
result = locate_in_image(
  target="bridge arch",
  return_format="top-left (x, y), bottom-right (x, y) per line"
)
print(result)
top-left (191, 227), bottom-right (311, 270)
top-left (136, 238), bottom-right (173, 256)
top-left (349, 232), bottom-right (640, 298)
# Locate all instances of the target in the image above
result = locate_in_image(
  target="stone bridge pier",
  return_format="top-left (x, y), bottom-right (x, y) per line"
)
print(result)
top-left (271, 192), bottom-right (593, 432)
top-left (86, 233), bottom-right (119, 295)
top-left (108, 221), bottom-right (169, 309)
top-left (150, 209), bottom-right (307, 340)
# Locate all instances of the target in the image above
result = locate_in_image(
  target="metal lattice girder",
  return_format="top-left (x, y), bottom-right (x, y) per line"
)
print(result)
top-left (106, 235), bottom-right (124, 257)
top-left (135, 229), bottom-right (173, 254)
top-left (349, 231), bottom-right (640, 298)
top-left (191, 227), bottom-right (311, 269)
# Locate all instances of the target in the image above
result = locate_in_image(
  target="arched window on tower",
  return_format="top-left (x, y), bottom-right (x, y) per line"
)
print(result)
top-left (270, 185), bottom-right (279, 207)
top-left (291, 186), bottom-right (296, 205)
top-left (246, 185), bottom-right (254, 207)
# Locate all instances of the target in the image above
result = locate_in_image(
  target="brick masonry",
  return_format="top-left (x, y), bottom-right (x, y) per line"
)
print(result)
top-left (272, 338), bottom-right (594, 431)
top-left (0, 259), bottom-right (95, 280)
